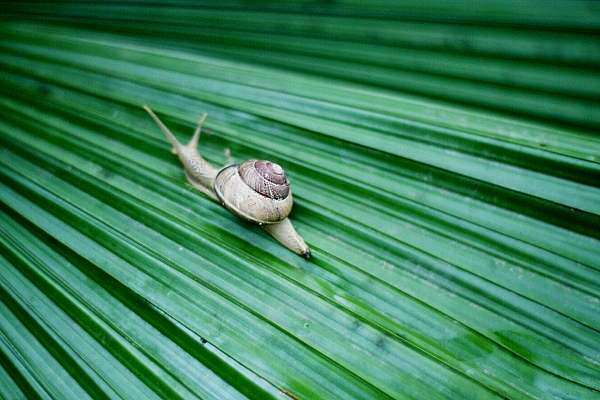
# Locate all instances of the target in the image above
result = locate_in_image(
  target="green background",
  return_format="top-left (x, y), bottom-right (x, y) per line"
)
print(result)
top-left (0, 2), bottom-right (599, 399)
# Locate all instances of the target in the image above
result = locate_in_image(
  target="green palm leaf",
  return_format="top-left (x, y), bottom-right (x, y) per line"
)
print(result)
top-left (0, 2), bottom-right (599, 399)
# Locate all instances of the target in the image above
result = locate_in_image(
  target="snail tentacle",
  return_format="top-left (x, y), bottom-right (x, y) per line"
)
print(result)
top-left (143, 105), bottom-right (217, 196)
top-left (143, 104), bottom-right (182, 154)
top-left (188, 112), bottom-right (207, 150)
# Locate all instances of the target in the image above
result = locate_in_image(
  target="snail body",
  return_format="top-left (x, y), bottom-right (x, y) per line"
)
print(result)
top-left (143, 105), bottom-right (310, 258)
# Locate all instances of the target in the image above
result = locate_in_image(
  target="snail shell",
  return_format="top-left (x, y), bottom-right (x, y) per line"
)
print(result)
top-left (214, 160), bottom-right (293, 224)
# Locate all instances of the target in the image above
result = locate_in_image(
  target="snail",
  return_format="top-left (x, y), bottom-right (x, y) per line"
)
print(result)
top-left (143, 105), bottom-right (311, 258)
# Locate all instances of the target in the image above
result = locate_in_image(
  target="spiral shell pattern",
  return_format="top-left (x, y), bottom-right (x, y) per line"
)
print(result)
top-left (239, 160), bottom-right (290, 200)
top-left (214, 160), bottom-right (293, 224)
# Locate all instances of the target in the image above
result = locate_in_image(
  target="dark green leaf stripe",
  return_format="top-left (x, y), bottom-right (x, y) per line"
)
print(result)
top-left (0, 4), bottom-right (599, 400)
